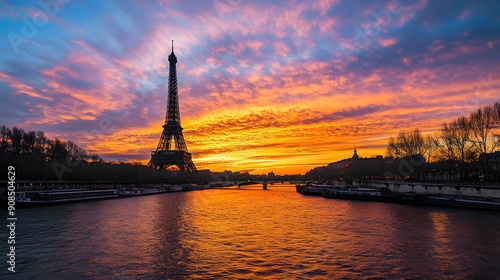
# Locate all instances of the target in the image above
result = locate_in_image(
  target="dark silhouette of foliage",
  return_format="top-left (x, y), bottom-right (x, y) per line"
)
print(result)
top-left (0, 125), bottom-right (101, 163)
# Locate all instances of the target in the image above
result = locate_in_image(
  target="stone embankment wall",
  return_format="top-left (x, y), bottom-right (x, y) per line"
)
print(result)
top-left (359, 181), bottom-right (500, 199)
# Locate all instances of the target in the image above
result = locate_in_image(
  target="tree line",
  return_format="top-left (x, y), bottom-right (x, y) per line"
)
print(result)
top-left (386, 102), bottom-right (500, 162)
top-left (386, 102), bottom-right (500, 180)
top-left (0, 125), bottom-right (215, 182)
top-left (0, 125), bottom-right (102, 163)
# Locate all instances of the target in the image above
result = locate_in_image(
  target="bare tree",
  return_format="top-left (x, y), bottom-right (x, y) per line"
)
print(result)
top-left (435, 122), bottom-right (456, 161)
top-left (386, 129), bottom-right (426, 158)
top-left (90, 154), bottom-right (103, 163)
top-left (423, 133), bottom-right (439, 163)
top-left (0, 126), bottom-right (11, 153)
top-left (493, 102), bottom-right (500, 150)
top-left (35, 131), bottom-right (47, 154)
top-left (48, 138), bottom-right (69, 161)
top-left (437, 117), bottom-right (475, 162)
top-left (1, 126), bottom-right (101, 170)
top-left (494, 102), bottom-right (500, 124)
top-left (10, 127), bottom-right (24, 154)
top-left (22, 131), bottom-right (36, 154)
top-left (469, 104), bottom-right (499, 154)
top-left (386, 136), bottom-right (398, 158)
top-left (66, 140), bottom-right (87, 161)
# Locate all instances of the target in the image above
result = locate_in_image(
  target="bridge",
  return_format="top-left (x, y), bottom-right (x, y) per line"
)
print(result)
top-left (212, 179), bottom-right (311, 190)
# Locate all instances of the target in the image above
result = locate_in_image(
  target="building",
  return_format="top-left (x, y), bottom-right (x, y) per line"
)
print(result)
top-left (479, 151), bottom-right (500, 181)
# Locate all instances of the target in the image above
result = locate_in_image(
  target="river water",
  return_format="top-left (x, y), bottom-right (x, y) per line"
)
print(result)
top-left (2, 184), bottom-right (500, 279)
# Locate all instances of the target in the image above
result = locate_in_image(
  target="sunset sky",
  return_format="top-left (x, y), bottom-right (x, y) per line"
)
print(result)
top-left (1, 0), bottom-right (499, 175)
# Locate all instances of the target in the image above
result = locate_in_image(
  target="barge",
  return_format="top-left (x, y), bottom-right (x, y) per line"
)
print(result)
top-left (296, 183), bottom-right (340, 196)
top-left (16, 189), bottom-right (119, 206)
top-left (322, 187), bottom-right (422, 203)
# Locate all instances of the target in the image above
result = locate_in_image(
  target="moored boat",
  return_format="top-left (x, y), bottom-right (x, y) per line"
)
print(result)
top-left (322, 187), bottom-right (423, 204)
top-left (16, 189), bottom-right (119, 207)
top-left (296, 183), bottom-right (341, 196)
top-left (118, 187), bottom-right (165, 197)
top-left (323, 187), bottom-right (388, 201)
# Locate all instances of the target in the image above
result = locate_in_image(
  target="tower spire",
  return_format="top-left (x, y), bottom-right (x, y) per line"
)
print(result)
top-left (352, 145), bottom-right (359, 161)
top-left (149, 41), bottom-right (197, 172)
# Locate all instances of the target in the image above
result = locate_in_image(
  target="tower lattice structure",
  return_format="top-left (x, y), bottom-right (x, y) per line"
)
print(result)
top-left (148, 41), bottom-right (197, 172)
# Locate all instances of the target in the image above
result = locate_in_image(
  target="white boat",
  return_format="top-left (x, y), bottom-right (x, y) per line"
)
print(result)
top-left (323, 187), bottom-right (387, 201)
top-left (296, 183), bottom-right (341, 196)
top-left (16, 189), bottom-right (119, 206)
top-left (118, 187), bottom-right (165, 197)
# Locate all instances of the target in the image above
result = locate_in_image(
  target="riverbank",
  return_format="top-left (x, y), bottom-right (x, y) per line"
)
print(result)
top-left (353, 180), bottom-right (500, 211)
top-left (356, 180), bottom-right (500, 199)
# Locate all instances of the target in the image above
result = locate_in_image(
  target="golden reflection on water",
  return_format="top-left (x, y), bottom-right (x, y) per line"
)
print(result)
top-left (429, 211), bottom-right (451, 243)
top-left (173, 186), bottom-right (400, 278)
top-left (429, 210), bottom-right (453, 259)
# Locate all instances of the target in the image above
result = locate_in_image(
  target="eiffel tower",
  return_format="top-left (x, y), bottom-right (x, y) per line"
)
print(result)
top-left (149, 40), bottom-right (197, 172)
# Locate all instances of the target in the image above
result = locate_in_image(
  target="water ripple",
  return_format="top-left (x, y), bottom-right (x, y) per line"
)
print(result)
top-left (1, 185), bottom-right (500, 279)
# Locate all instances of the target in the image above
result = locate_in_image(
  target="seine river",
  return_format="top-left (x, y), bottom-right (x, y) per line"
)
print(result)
top-left (2, 184), bottom-right (500, 279)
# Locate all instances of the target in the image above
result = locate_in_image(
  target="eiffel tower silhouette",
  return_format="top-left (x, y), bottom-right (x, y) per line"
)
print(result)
top-left (148, 40), bottom-right (197, 172)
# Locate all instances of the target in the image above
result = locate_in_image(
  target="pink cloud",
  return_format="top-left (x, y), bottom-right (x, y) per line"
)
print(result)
top-left (395, 0), bottom-right (427, 27)
top-left (187, 67), bottom-right (209, 77)
top-left (319, 17), bottom-right (337, 34)
top-left (0, 72), bottom-right (47, 100)
top-left (273, 41), bottom-right (291, 57)
top-left (312, 0), bottom-right (339, 16)
top-left (247, 40), bottom-right (264, 55)
top-left (377, 37), bottom-right (397, 47)
top-left (428, 40), bottom-right (444, 53)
